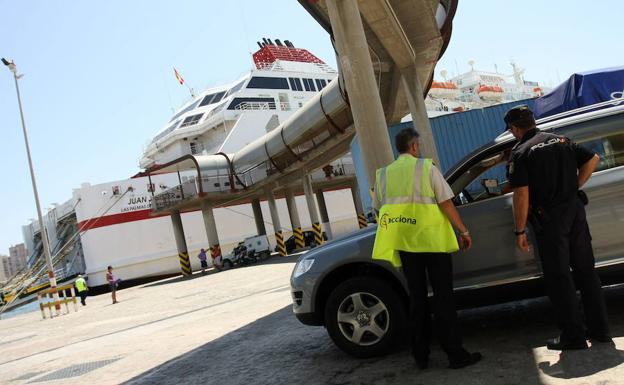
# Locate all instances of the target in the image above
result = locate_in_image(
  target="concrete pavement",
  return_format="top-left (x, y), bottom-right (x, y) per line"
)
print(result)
top-left (1, 256), bottom-right (623, 385)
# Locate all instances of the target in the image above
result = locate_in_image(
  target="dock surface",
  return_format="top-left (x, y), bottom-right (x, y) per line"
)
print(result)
top-left (1, 256), bottom-right (623, 385)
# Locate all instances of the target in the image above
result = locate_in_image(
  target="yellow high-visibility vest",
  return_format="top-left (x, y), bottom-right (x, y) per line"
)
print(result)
top-left (372, 156), bottom-right (459, 267)
top-left (75, 277), bottom-right (88, 292)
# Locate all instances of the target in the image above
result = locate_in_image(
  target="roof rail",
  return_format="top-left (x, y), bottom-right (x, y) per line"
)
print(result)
top-left (535, 97), bottom-right (624, 125)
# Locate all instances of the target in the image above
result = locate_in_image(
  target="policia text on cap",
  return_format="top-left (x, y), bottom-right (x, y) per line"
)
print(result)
top-left (505, 105), bottom-right (612, 350)
top-left (372, 127), bottom-right (481, 370)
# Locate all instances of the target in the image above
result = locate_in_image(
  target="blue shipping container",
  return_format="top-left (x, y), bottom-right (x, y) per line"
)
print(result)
top-left (351, 98), bottom-right (537, 212)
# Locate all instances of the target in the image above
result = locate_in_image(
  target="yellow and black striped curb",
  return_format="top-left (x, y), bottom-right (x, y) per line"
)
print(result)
top-left (178, 252), bottom-right (192, 276)
top-left (294, 227), bottom-right (305, 249)
top-left (312, 222), bottom-right (324, 245)
top-left (276, 231), bottom-right (287, 256)
top-left (358, 213), bottom-right (368, 228)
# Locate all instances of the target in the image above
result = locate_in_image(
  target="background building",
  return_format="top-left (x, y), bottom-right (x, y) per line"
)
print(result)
top-left (1, 244), bottom-right (28, 282)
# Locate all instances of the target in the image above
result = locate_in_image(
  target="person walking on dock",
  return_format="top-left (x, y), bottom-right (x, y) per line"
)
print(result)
top-left (106, 266), bottom-right (119, 304)
top-left (197, 248), bottom-right (208, 274)
top-left (74, 274), bottom-right (89, 306)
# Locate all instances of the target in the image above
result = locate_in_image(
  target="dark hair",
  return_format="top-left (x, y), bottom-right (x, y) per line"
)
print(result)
top-left (107, 265), bottom-right (112, 270)
top-left (395, 127), bottom-right (420, 153)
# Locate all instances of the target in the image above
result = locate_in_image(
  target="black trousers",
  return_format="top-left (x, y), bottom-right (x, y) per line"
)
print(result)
top-left (399, 251), bottom-right (463, 357)
top-left (78, 291), bottom-right (88, 305)
top-left (534, 197), bottom-right (610, 341)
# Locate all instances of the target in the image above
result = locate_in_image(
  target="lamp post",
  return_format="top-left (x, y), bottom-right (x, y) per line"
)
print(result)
top-left (2, 57), bottom-right (60, 314)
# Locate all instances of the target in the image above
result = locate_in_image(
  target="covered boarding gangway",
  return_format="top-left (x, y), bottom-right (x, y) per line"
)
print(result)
top-left (147, 0), bottom-right (457, 276)
top-left (147, 151), bottom-right (367, 275)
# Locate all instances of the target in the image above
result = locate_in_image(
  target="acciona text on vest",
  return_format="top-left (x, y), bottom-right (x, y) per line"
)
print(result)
top-left (380, 213), bottom-right (418, 229)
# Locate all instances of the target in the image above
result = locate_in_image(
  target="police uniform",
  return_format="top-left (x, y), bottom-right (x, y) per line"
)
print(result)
top-left (373, 154), bottom-right (477, 367)
top-left (506, 107), bottom-right (610, 345)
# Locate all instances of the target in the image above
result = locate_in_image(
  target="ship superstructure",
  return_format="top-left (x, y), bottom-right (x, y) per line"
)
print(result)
top-left (141, 39), bottom-right (337, 169)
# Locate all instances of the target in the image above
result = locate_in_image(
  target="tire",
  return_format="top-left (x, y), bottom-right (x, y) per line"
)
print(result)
top-left (259, 250), bottom-right (270, 261)
top-left (223, 259), bottom-right (233, 270)
top-left (324, 276), bottom-right (407, 358)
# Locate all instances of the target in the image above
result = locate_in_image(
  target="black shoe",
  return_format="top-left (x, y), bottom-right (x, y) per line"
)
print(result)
top-left (546, 336), bottom-right (588, 351)
top-left (588, 335), bottom-right (613, 344)
top-left (449, 352), bottom-right (482, 369)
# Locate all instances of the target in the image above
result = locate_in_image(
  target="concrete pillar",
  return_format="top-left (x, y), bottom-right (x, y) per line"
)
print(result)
top-left (315, 189), bottom-right (333, 240)
top-left (284, 189), bottom-right (305, 250)
top-left (251, 198), bottom-right (266, 236)
top-left (303, 174), bottom-right (324, 246)
top-left (326, 0), bottom-right (395, 184)
top-left (201, 200), bottom-right (222, 262)
top-left (401, 65), bottom-right (440, 166)
top-left (350, 183), bottom-right (368, 229)
top-left (266, 189), bottom-right (286, 256)
top-left (170, 210), bottom-right (192, 276)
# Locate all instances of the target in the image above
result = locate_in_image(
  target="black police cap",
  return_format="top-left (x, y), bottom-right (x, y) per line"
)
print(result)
top-left (504, 104), bottom-right (534, 131)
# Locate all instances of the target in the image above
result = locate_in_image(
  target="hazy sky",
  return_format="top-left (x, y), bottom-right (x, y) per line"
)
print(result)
top-left (1, 0), bottom-right (622, 253)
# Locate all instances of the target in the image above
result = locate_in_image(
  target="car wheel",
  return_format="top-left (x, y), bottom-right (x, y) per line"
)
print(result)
top-left (324, 276), bottom-right (406, 358)
top-left (223, 259), bottom-right (233, 270)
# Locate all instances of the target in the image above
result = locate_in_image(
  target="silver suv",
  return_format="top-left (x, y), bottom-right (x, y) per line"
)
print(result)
top-left (290, 102), bottom-right (624, 358)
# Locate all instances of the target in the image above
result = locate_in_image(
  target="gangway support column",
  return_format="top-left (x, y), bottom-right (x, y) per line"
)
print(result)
top-left (285, 189), bottom-right (305, 251)
top-left (303, 174), bottom-right (324, 246)
top-left (171, 210), bottom-right (192, 277)
top-left (266, 189), bottom-right (286, 256)
top-left (351, 182), bottom-right (368, 229)
top-left (201, 200), bottom-right (222, 264)
top-left (315, 189), bottom-right (333, 240)
top-left (401, 65), bottom-right (440, 166)
top-left (326, 0), bottom-right (395, 183)
top-left (251, 198), bottom-right (267, 236)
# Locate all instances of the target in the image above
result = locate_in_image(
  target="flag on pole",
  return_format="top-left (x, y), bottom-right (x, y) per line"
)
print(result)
top-left (173, 67), bottom-right (185, 85)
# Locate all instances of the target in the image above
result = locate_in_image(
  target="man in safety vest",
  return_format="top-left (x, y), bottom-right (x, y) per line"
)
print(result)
top-left (372, 127), bottom-right (481, 369)
top-left (74, 274), bottom-right (89, 306)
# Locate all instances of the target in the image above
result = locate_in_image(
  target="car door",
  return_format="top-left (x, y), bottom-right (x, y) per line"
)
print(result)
top-left (552, 113), bottom-right (624, 265)
top-left (449, 147), bottom-right (542, 289)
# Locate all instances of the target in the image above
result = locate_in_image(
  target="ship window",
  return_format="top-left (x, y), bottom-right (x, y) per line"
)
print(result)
top-left (169, 99), bottom-right (201, 122)
top-left (247, 76), bottom-right (289, 89)
top-left (212, 91), bottom-right (225, 103)
top-left (303, 78), bottom-right (316, 92)
top-left (227, 97), bottom-right (276, 110)
top-left (180, 113), bottom-right (204, 127)
top-left (199, 91), bottom-right (226, 107)
top-left (289, 77), bottom-right (303, 91)
top-left (315, 79), bottom-right (327, 90)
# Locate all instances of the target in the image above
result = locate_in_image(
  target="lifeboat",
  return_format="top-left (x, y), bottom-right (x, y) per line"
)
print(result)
top-left (477, 85), bottom-right (504, 101)
top-left (533, 87), bottom-right (544, 96)
top-left (429, 81), bottom-right (460, 99)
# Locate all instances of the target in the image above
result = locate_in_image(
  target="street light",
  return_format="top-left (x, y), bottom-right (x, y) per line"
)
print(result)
top-left (2, 57), bottom-right (61, 314)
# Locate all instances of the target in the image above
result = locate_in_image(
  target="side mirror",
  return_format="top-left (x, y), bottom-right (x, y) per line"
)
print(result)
top-left (482, 179), bottom-right (501, 195)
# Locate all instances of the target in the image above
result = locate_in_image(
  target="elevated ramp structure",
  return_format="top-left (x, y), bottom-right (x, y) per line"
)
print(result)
top-left (148, 0), bottom-right (457, 275)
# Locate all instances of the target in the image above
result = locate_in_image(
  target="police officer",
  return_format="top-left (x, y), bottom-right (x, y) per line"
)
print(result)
top-left (505, 105), bottom-right (611, 350)
top-left (372, 127), bottom-right (481, 369)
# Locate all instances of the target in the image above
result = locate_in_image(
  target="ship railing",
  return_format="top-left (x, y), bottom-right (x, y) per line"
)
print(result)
top-left (235, 102), bottom-right (277, 111)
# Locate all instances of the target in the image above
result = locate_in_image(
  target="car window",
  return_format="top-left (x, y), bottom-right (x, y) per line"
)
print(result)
top-left (552, 113), bottom-right (624, 171)
top-left (451, 150), bottom-right (512, 205)
top-left (576, 130), bottom-right (624, 171)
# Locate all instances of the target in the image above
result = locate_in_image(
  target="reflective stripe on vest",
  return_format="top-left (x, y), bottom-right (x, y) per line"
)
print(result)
top-left (372, 156), bottom-right (459, 268)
